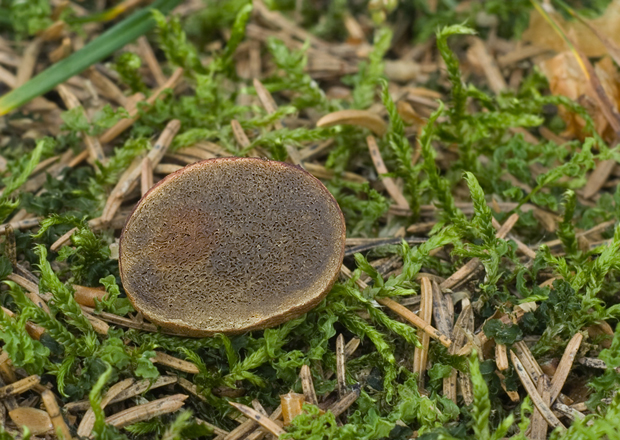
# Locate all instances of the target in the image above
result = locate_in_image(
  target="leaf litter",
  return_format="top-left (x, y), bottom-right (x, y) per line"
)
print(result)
top-left (1, 0), bottom-right (620, 439)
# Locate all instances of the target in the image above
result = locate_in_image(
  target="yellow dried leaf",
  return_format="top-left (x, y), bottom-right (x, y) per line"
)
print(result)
top-left (523, 0), bottom-right (620, 57)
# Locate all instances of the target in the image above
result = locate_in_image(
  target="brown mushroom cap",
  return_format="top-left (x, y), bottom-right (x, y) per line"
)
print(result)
top-left (119, 157), bottom-right (346, 336)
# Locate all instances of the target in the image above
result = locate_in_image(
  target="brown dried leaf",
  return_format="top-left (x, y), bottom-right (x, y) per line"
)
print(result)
top-left (540, 53), bottom-right (620, 141)
top-left (316, 110), bottom-right (387, 136)
top-left (9, 407), bottom-right (53, 436)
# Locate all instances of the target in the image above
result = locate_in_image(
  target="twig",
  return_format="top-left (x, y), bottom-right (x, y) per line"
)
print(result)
top-left (42, 389), bottom-right (73, 439)
top-left (299, 365), bottom-right (319, 406)
top-left (0, 374), bottom-right (40, 398)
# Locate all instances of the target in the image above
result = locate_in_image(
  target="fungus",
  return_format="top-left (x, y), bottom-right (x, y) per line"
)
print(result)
top-left (119, 157), bottom-right (346, 336)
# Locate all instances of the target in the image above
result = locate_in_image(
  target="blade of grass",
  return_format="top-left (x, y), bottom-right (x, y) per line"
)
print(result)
top-left (0, 0), bottom-right (182, 116)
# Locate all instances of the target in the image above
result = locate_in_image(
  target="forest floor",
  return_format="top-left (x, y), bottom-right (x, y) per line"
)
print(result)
top-left (1, 0), bottom-right (620, 439)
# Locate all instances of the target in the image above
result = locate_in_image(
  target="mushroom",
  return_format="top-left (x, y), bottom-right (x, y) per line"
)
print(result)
top-left (119, 157), bottom-right (346, 336)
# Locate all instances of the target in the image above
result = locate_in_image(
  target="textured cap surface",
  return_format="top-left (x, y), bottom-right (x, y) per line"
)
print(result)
top-left (119, 157), bottom-right (346, 336)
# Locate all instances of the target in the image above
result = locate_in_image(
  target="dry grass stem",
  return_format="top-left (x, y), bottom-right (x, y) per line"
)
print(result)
top-left (49, 37), bottom-right (72, 63)
top-left (231, 119), bottom-right (251, 148)
top-left (228, 402), bottom-right (286, 437)
top-left (444, 305), bottom-right (473, 402)
top-left (328, 387), bottom-right (360, 417)
top-left (16, 39), bottom-right (41, 87)
top-left (141, 156), bottom-right (153, 195)
top-left (151, 351), bottom-right (199, 374)
top-left (495, 344), bottom-right (509, 371)
top-left (336, 334), bottom-right (347, 398)
top-left (101, 119), bottom-right (181, 223)
top-left (553, 402), bottom-right (585, 421)
top-left (366, 136), bottom-right (409, 209)
top-left (512, 341), bottom-right (543, 384)
top-left (584, 159), bottom-right (616, 199)
top-left (431, 280), bottom-right (453, 340)
top-left (50, 227), bottom-right (78, 252)
top-left (176, 377), bottom-right (207, 403)
top-left (468, 38), bottom-right (507, 93)
top-left (342, 263), bottom-right (451, 347)
top-left (548, 332), bottom-right (583, 404)
top-left (245, 406), bottom-right (283, 440)
top-left (441, 214), bottom-right (519, 290)
top-left (304, 162), bottom-right (366, 183)
top-left (77, 378), bottom-right (133, 437)
top-left (86, 68), bottom-right (127, 106)
top-left (138, 36), bottom-right (166, 86)
top-left (253, 78), bottom-right (303, 166)
top-left (155, 163), bottom-right (183, 174)
top-left (300, 364), bottom-right (319, 406)
top-left (6, 273), bottom-right (50, 312)
top-left (99, 67), bottom-right (183, 144)
top-left (529, 375), bottom-right (551, 440)
top-left (196, 418), bottom-right (230, 437)
top-left (65, 376), bottom-right (178, 413)
top-left (510, 351), bottom-right (565, 430)
top-left (105, 394), bottom-right (188, 429)
top-left (79, 305), bottom-right (159, 332)
top-left (578, 357), bottom-right (607, 369)
top-left (491, 217), bottom-right (537, 259)
top-left (413, 277), bottom-right (432, 388)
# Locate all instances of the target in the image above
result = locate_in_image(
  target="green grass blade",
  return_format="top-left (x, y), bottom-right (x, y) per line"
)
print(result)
top-left (0, 0), bottom-right (182, 116)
